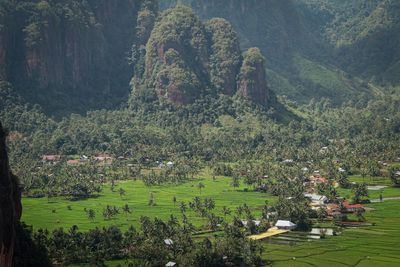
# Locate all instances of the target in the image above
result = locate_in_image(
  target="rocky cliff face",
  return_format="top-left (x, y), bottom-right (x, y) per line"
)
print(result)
top-left (0, 123), bottom-right (22, 267)
top-left (0, 0), bottom-right (153, 114)
top-left (138, 6), bottom-right (274, 106)
top-left (237, 48), bottom-right (270, 105)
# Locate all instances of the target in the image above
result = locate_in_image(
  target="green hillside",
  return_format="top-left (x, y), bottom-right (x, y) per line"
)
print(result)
top-left (161, 0), bottom-right (399, 104)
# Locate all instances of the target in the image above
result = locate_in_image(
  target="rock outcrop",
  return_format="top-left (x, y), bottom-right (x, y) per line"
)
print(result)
top-left (138, 5), bottom-right (273, 106)
top-left (237, 48), bottom-right (270, 105)
top-left (0, 123), bottom-right (22, 267)
top-left (0, 0), bottom-right (156, 114)
top-left (144, 6), bottom-right (209, 105)
top-left (205, 18), bottom-right (242, 96)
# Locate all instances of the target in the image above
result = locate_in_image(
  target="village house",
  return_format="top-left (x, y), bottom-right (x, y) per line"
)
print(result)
top-left (304, 174), bottom-right (328, 192)
top-left (304, 193), bottom-right (328, 203)
top-left (166, 161), bottom-right (174, 168)
top-left (67, 159), bottom-right (81, 166)
top-left (326, 203), bottom-right (340, 217)
top-left (275, 220), bottom-right (297, 230)
top-left (165, 262), bottom-right (176, 267)
top-left (42, 155), bottom-right (61, 165)
top-left (94, 154), bottom-right (113, 163)
top-left (305, 193), bottom-right (328, 209)
top-left (343, 201), bottom-right (365, 213)
top-left (164, 239), bottom-right (174, 246)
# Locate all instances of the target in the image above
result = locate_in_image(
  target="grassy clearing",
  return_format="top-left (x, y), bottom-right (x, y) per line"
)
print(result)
top-left (337, 175), bottom-right (400, 200)
top-left (22, 175), bottom-right (275, 232)
top-left (262, 200), bottom-right (400, 266)
top-left (348, 175), bottom-right (392, 186)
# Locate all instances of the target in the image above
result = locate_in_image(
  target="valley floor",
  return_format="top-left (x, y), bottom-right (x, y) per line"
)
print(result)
top-left (22, 174), bottom-right (400, 266)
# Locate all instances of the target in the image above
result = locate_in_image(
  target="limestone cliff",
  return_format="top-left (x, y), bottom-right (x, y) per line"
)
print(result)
top-left (0, 0), bottom-right (156, 114)
top-left (237, 48), bottom-right (270, 105)
top-left (0, 123), bottom-right (22, 267)
top-left (138, 6), bottom-right (273, 106)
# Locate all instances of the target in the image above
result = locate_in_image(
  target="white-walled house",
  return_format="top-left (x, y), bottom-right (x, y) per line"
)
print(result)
top-left (275, 220), bottom-right (297, 230)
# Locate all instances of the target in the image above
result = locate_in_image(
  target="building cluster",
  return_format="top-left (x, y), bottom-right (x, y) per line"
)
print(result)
top-left (42, 154), bottom-right (116, 166)
top-left (304, 172), bottom-right (365, 222)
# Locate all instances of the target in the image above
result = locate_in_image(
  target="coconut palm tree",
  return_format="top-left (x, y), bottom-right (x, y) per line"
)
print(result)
top-left (222, 206), bottom-right (231, 220)
top-left (197, 182), bottom-right (205, 195)
top-left (122, 203), bottom-right (131, 218)
top-left (119, 187), bottom-right (126, 199)
top-left (87, 209), bottom-right (96, 221)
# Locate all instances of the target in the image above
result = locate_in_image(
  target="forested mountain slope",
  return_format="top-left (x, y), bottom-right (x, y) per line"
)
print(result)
top-left (0, 0), bottom-right (398, 115)
top-left (130, 6), bottom-right (275, 107)
top-left (162, 0), bottom-right (399, 103)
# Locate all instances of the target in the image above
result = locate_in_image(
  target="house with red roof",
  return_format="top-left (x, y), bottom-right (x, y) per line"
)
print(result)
top-left (42, 155), bottom-right (61, 165)
top-left (343, 201), bottom-right (364, 213)
top-left (94, 154), bottom-right (113, 162)
top-left (67, 159), bottom-right (81, 166)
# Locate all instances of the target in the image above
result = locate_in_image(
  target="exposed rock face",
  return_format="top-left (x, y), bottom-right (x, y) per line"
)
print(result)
top-left (237, 48), bottom-right (270, 105)
top-left (0, 0), bottom-right (153, 114)
top-left (0, 12), bottom-right (6, 81)
top-left (136, 5), bottom-right (274, 106)
top-left (0, 123), bottom-right (22, 267)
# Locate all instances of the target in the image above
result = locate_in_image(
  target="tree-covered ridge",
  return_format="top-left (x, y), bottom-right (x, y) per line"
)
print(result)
top-left (330, 0), bottom-right (400, 84)
top-left (161, 0), bottom-right (399, 104)
top-left (297, 0), bottom-right (400, 85)
top-left (135, 5), bottom-right (274, 107)
top-left (1, 0), bottom-right (398, 114)
top-left (143, 6), bottom-right (209, 105)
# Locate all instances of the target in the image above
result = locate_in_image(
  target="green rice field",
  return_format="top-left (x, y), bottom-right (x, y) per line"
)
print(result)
top-left (22, 174), bottom-right (400, 266)
top-left (22, 175), bottom-right (274, 232)
top-left (262, 200), bottom-right (400, 266)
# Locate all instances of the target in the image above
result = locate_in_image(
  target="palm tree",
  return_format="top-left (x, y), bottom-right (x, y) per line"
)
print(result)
top-left (179, 201), bottom-right (187, 214)
top-left (148, 193), bottom-right (155, 206)
top-left (87, 209), bottom-right (96, 221)
top-left (222, 206), bottom-right (231, 220)
top-left (352, 183), bottom-right (368, 203)
top-left (173, 196), bottom-right (177, 207)
top-left (207, 213), bottom-right (221, 231)
top-left (236, 206), bottom-right (243, 217)
top-left (102, 207), bottom-right (110, 220)
top-left (119, 188), bottom-right (126, 199)
top-left (122, 203), bottom-right (131, 218)
top-left (197, 182), bottom-right (205, 195)
top-left (231, 174), bottom-right (240, 188)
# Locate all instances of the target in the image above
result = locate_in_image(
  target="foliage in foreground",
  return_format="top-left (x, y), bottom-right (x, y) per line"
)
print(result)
top-left (27, 217), bottom-right (262, 267)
